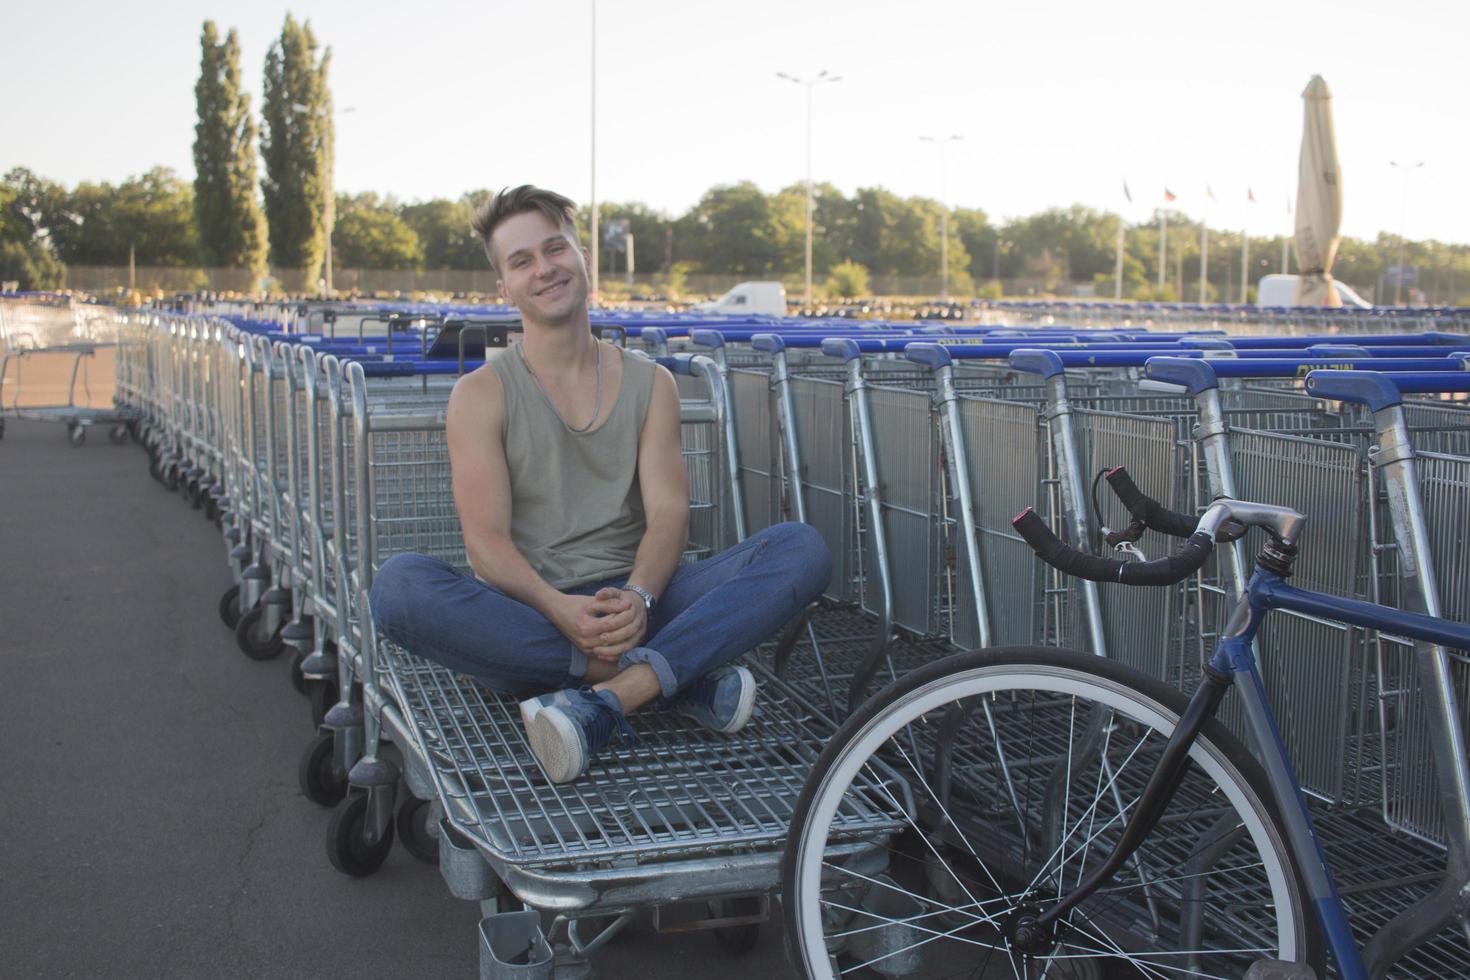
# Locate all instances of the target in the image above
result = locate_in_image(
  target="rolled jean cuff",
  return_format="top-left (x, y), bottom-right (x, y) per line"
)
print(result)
top-left (619, 645), bottom-right (678, 698)
top-left (565, 649), bottom-right (591, 688)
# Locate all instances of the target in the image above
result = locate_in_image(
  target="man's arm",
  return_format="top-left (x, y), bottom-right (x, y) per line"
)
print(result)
top-left (445, 365), bottom-right (616, 653)
top-left (588, 364), bottom-right (689, 659)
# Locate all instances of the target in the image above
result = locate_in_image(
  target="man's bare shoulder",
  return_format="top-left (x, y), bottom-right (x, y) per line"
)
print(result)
top-left (447, 360), bottom-right (503, 429)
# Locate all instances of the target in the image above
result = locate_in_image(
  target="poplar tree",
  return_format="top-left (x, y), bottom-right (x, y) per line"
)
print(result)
top-left (260, 14), bottom-right (331, 278)
top-left (193, 22), bottom-right (267, 271)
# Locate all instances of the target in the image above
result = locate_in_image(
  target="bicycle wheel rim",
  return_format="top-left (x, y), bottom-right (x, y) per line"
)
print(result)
top-left (785, 653), bottom-right (1308, 979)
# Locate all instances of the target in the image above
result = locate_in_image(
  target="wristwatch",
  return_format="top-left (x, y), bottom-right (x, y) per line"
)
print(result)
top-left (624, 583), bottom-right (656, 613)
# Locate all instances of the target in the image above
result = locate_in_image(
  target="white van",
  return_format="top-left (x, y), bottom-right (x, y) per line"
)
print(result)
top-left (1256, 273), bottom-right (1372, 309)
top-left (693, 281), bottom-right (787, 317)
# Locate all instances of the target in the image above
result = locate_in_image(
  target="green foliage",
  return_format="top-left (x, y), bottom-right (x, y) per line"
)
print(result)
top-left (577, 200), bottom-right (675, 275)
top-left (976, 279), bottom-right (1003, 301)
top-left (676, 182), bottom-right (780, 275)
top-left (261, 14), bottom-right (331, 276)
top-left (825, 259), bottom-right (870, 298)
top-left (193, 22), bottom-right (267, 270)
top-left (659, 261), bottom-right (691, 299)
top-left (332, 193), bottom-right (423, 269)
top-left (400, 197), bottom-right (482, 269)
top-left (42, 168), bottom-right (197, 266)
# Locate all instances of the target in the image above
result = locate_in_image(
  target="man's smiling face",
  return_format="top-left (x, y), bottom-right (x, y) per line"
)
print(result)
top-left (491, 209), bottom-right (590, 324)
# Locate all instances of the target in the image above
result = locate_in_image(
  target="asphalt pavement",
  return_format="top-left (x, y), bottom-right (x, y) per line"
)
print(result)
top-left (0, 417), bottom-right (798, 979)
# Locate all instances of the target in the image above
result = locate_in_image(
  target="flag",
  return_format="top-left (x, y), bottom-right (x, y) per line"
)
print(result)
top-left (1122, 180), bottom-right (1132, 204)
top-left (1247, 187), bottom-right (1256, 203)
top-left (1206, 186), bottom-right (1216, 200)
top-left (1163, 188), bottom-right (1177, 202)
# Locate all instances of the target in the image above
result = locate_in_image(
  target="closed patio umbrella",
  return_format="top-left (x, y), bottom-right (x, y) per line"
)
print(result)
top-left (1294, 75), bottom-right (1343, 306)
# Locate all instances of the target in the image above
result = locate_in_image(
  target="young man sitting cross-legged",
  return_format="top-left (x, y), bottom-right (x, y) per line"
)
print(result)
top-left (369, 185), bottom-right (832, 783)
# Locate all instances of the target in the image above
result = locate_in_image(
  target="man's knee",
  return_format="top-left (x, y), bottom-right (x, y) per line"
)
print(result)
top-left (370, 552), bottom-right (441, 630)
top-left (766, 521), bottom-right (833, 600)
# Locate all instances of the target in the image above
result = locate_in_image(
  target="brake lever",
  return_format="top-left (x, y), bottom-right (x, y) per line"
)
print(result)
top-left (1104, 519), bottom-right (1147, 547)
top-left (1113, 540), bottom-right (1148, 562)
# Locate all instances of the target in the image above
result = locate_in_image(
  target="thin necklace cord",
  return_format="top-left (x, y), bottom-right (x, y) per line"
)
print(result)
top-left (517, 341), bottom-right (604, 433)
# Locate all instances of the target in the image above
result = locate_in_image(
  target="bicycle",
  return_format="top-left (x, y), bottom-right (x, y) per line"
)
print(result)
top-left (781, 465), bottom-right (1470, 979)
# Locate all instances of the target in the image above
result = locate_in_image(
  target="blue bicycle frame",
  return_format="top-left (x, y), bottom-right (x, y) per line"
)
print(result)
top-left (1213, 566), bottom-right (1470, 980)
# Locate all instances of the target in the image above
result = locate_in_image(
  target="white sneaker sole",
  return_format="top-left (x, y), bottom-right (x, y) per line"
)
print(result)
top-left (715, 666), bottom-right (757, 734)
top-left (525, 708), bottom-right (586, 784)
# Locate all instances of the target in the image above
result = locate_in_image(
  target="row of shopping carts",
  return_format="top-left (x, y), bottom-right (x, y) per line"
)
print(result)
top-left (978, 298), bottom-right (1470, 336)
top-left (112, 298), bottom-right (1470, 977)
top-left (0, 292), bottom-right (141, 443)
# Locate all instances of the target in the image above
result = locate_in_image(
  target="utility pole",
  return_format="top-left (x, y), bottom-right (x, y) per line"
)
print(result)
top-left (589, 0), bottom-right (599, 300)
top-left (777, 70), bottom-right (842, 306)
top-left (920, 134), bottom-right (962, 299)
top-left (1389, 160), bottom-right (1424, 306)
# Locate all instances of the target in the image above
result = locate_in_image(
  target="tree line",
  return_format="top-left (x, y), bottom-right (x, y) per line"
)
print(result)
top-left (4, 14), bottom-right (1469, 303)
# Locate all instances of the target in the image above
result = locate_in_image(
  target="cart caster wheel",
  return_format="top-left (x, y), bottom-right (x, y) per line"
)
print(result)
top-left (327, 792), bottom-right (394, 877)
top-left (109, 424), bottom-right (128, 444)
top-left (712, 896), bottom-right (762, 954)
top-left (289, 649), bottom-right (307, 694)
top-left (162, 464), bottom-right (178, 491)
top-left (203, 497), bottom-right (218, 523)
top-left (235, 605), bottom-right (285, 660)
top-left (68, 424), bottom-right (86, 447)
top-left (299, 730), bottom-right (348, 806)
top-left (396, 795), bottom-right (439, 865)
top-left (218, 584), bottom-right (242, 630)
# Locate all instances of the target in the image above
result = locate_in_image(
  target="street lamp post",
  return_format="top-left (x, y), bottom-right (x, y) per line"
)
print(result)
top-left (920, 134), bottom-right (962, 299)
top-left (777, 70), bottom-right (842, 306)
top-left (1389, 160), bottom-right (1424, 306)
top-left (590, 0), bottom-right (598, 300)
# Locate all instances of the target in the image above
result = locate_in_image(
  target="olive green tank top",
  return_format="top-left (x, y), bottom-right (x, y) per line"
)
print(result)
top-left (490, 343), bottom-right (656, 589)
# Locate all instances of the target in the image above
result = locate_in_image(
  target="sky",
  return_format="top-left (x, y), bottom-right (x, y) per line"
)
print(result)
top-left (4, 0), bottom-right (1468, 244)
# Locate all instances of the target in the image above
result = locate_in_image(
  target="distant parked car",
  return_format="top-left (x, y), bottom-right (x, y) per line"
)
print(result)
top-left (1256, 273), bottom-right (1372, 309)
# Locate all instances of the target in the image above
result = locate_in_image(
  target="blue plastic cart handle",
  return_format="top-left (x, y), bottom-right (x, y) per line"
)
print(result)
top-left (904, 343), bottom-right (952, 369)
top-left (357, 359), bottom-right (483, 377)
top-left (1146, 355), bottom-right (1469, 394)
top-left (1305, 370), bottom-right (1470, 411)
top-left (655, 354), bottom-right (700, 376)
top-left (1008, 349), bottom-right (1067, 379)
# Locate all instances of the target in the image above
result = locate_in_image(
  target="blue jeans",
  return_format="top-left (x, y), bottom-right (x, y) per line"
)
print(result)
top-left (369, 522), bottom-right (832, 699)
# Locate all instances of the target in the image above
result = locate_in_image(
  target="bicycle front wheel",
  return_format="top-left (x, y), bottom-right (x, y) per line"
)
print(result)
top-left (782, 647), bottom-right (1317, 979)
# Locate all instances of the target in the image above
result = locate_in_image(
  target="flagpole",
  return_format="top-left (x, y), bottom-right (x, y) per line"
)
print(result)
top-left (1281, 195), bottom-right (1291, 274)
top-left (1158, 208), bottom-right (1167, 293)
top-left (1241, 230), bottom-right (1250, 304)
top-left (1114, 222), bottom-right (1125, 300)
top-left (1199, 220), bottom-right (1209, 303)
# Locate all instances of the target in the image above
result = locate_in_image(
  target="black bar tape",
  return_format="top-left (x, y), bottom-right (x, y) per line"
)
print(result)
top-left (1013, 508), bottom-right (1129, 581)
top-left (1105, 467), bottom-right (1199, 538)
top-left (1117, 531), bottom-right (1213, 586)
top-left (1012, 508), bottom-right (1215, 587)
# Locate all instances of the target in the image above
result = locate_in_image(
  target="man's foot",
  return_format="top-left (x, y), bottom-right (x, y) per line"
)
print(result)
top-left (520, 687), bottom-right (632, 783)
top-left (672, 664), bottom-right (757, 734)
top-left (518, 689), bottom-right (571, 729)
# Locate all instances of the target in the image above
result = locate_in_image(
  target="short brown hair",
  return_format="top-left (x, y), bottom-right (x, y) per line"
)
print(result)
top-left (471, 185), bottom-right (580, 274)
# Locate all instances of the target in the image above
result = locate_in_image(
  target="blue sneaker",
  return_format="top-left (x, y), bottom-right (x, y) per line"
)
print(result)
top-left (671, 665), bottom-right (757, 734)
top-left (520, 687), bottom-right (634, 783)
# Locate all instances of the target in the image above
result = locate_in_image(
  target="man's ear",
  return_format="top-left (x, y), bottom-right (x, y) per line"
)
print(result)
top-left (496, 278), bottom-right (509, 303)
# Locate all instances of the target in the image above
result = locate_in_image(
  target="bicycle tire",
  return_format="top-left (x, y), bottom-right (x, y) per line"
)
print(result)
top-left (782, 646), bottom-right (1321, 979)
